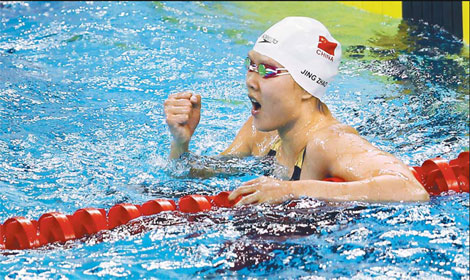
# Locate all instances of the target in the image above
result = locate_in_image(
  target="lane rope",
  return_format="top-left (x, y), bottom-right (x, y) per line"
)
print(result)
top-left (1, 151), bottom-right (468, 250)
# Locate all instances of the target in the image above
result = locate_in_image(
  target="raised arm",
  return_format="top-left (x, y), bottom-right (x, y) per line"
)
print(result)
top-left (164, 93), bottom-right (277, 177)
top-left (164, 92), bottom-right (201, 159)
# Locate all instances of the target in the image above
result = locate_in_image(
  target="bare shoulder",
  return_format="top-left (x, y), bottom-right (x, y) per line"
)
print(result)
top-left (301, 122), bottom-right (357, 176)
top-left (305, 122), bottom-right (360, 155)
top-left (305, 122), bottom-right (412, 180)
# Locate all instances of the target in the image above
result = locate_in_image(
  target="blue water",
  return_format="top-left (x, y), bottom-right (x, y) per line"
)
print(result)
top-left (0, 1), bottom-right (469, 279)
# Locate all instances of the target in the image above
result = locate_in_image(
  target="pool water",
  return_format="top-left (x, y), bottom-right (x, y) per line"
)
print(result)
top-left (0, 1), bottom-right (468, 279)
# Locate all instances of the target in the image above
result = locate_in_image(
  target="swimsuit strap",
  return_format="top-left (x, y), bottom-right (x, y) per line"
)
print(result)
top-left (266, 138), bottom-right (307, 181)
top-left (290, 147), bottom-right (306, 181)
top-left (267, 138), bottom-right (282, 156)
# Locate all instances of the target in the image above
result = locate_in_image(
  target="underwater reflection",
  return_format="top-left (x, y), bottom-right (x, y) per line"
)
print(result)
top-left (214, 200), bottom-right (365, 271)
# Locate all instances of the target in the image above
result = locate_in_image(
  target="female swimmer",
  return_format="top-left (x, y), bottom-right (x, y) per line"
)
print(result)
top-left (163, 17), bottom-right (429, 204)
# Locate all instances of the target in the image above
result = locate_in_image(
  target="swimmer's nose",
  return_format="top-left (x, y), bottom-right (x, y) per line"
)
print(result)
top-left (246, 72), bottom-right (260, 92)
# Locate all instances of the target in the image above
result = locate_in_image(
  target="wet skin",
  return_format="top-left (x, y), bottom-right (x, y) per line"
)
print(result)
top-left (164, 50), bottom-right (429, 204)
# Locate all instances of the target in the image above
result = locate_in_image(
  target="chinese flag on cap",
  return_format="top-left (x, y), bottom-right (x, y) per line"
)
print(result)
top-left (318, 35), bottom-right (337, 56)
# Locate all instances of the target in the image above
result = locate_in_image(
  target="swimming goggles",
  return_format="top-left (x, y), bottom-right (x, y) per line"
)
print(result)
top-left (244, 57), bottom-right (290, 78)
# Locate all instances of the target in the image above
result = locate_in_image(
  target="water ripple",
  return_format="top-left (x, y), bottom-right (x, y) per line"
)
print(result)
top-left (0, 1), bottom-right (468, 279)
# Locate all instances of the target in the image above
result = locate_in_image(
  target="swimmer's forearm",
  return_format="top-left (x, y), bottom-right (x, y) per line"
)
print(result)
top-left (291, 175), bottom-right (429, 202)
top-left (169, 141), bottom-right (189, 159)
top-left (168, 152), bottom-right (252, 179)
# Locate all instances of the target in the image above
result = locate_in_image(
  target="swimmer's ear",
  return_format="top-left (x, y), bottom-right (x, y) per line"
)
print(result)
top-left (300, 89), bottom-right (312, 100)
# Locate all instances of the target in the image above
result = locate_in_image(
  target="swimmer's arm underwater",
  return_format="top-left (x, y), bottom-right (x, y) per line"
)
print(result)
top-left (183, 117), bottom-right (277, 178)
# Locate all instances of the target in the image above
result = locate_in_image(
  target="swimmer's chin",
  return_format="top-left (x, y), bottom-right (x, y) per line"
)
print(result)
top-left (256, 127), bottom-right (273, 132)
top-left (252, 121), bottom-right (277, 132)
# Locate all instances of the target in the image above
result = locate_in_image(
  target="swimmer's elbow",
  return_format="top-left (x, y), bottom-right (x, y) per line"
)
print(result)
top-left (394, 175), bottom-right (430, 202)
top-left (409, 180), bottom-right (430, 201)
top-left (417, 190), bottom-right (430, 201)
top-left (361, 174), bottom-right (429, 202)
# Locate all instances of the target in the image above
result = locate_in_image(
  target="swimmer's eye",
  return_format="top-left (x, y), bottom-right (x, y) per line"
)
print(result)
top-left (244, 57), bottom-right (290, 79)
top-left (244, 57), bottom-right (252, 70)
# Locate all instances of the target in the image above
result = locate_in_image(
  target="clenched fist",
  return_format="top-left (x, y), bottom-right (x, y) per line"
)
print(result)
top-left (164, 92), bottom-right (201, 158)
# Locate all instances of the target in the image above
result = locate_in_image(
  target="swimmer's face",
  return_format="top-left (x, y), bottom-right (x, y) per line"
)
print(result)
top-left (246, 50), bottom-right (305, 132)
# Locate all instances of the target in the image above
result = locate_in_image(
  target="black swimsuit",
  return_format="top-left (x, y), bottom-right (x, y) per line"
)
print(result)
top-left (266, 139), bottom-right (307, 181)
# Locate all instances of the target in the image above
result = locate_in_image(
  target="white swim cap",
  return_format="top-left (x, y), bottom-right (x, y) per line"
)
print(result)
top-left (253, 17), bottom-right (341, 100)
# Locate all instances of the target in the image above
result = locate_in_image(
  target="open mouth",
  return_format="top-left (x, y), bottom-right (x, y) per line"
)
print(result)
top-left (249, 96), bottom-right (261, 111)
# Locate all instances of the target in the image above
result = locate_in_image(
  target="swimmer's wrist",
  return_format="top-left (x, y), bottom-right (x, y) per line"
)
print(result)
top-left (289, 180), bottom-right (309, 200)
top-left (288, 181), bottom-right (300, 199)
top-left (170, 140), bottom-right (190, 159)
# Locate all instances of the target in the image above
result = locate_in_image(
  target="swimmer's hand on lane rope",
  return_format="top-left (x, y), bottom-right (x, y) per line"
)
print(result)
top-left (228, 176), bottom-right (295, 205)
top-left (164, 92), bottom-right (201, 152)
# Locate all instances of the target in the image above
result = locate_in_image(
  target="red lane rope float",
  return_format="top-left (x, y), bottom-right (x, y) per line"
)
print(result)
top-left (0, 151), bottom-right (468, 250)
top-left (108, 204), bottom-right (142, 229)
top-left (0, 225), bottom-right (4, 250)
top-left (323, 177), bottom-right (346, 182)
top-left (3, 217), bottom-right (40, 250)
top-left (141, 199), bottom-right (176, 215)
top-left (421, 158), bottom-right (460, 195)
top-left (38, 212), bottom-right (76, 246)
top-left (210, 191), bottom-right (242, 208)
top-left (449, 152), bottom-right (469, 193)
top-left (70, 208), bottom-right (108, 238)
top-left (179, 195), bottom-right (212, 213)
top-left (410, 166), bottom-right (425, 186)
